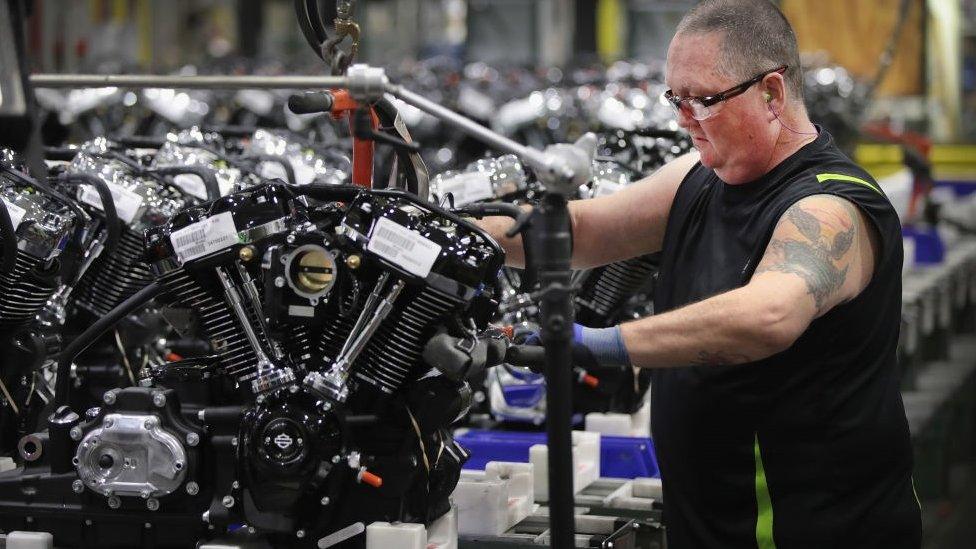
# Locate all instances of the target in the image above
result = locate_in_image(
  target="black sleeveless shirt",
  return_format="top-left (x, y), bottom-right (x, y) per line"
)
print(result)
top-left (651, 129), bottom-right (921, 549)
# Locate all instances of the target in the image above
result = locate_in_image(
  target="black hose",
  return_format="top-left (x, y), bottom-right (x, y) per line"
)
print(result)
top-left (54, 281), bottom-right (164, 409)
top-left (203, 125), bottom-right (258, 138)
top-left (286, 183), bottom-right (361, 206)
top-left (147, 166), bottom-right (221, 201)
top-left (112, 135), bottom-right (165, 149)
top-left (57, 173), bottom-right (122, 258)
top-left (503, 344), bottom-right (546, 373)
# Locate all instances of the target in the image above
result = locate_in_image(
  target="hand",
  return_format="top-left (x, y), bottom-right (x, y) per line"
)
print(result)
top-left (523, 323), bottom-right (629, 371)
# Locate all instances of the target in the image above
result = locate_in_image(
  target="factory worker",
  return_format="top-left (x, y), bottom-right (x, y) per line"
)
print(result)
top-left (476, 0), bottom-right (921, 547)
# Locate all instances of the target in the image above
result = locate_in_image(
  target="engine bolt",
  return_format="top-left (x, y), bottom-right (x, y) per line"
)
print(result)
top-left (320, 496), bottom-right (330, 506)
top-left (231, 437), bottom-right (238, 447)
top-left (286, 234), bottom-right (296, 244)
top-left (103, 391), bottom-right (116, 405)
top-left (145, 522), bottom-right (152, 529)
top-left (69, 427), bottom-right (83, 441)
top-left (222, 495), bottom-right (235, 508)
top-left (72, 480), bottom-right (84, 493)
top-left (232, 481), bottom-right (240, 490)
top-left (146, 498), bottom-right (159, 511)
top-left (346, 254), bottom-right (362, 269)
top-left (84, 519), bottom-right (92, 526)
top-left (274, 276), bottom-right (286, 288)
top-left (107, 496), bottom-right (121, 509)
top-left (141, 489), bottom-right (151, 499)
top-left (152, 392), bottom-right (167, 407)
top-left (186, 482), bottom-right (199, 495)
top-left (174, 461), bottom-right (184, 471)
top-left (331, 455), bottom-right (341, 464)
top-left (296, 530), bottom-right (306, 539)
top-left (186, 432), bottom-right (200, 447)
top-left (239, 246), bottom-right (256, 262)
top-left (247, 526), bottom-right (257, 535)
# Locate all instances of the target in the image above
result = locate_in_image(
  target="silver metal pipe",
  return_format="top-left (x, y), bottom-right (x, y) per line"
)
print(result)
top-left (305, 277), bottom-right (405, 404)
top-left (235, 261), bottom-right (283, 360)
top-left (337, 271), bottom-right (390, 359)
top-left (29, 74), bottom-right (348, 90)
top-left (215, 266), bottom-right (274, 372)
top-left (334, 278), bottom-right (405, 370)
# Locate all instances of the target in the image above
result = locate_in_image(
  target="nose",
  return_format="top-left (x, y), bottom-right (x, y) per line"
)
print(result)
top-left (675, 107), bottom-right (697, 130)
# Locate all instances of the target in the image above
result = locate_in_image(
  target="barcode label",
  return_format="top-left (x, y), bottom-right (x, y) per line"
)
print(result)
top-left (1, 199), bottom-right (26, 231)
top-left (173, 174), bottom-right (209, 200)
top-left (78, 182), bottom-right (144, 224)
top-left (170, 211), bottom-right (240, 263)
top-left (593, 180), bottom-right (622, 197)
top-left (437, 172), bottom-right (494, 206)
top-left (366, 216), bottom-right (442, 278)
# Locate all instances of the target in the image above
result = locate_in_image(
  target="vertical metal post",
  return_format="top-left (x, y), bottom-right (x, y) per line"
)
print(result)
top-left (536, 192), bottom-right (575, 547)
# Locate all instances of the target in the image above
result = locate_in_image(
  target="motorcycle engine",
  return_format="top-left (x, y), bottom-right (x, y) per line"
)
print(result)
top-left (0, 181), bottom-right (505, 548)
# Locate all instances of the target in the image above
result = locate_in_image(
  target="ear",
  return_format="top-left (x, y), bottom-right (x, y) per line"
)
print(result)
top-left (761, 73), bottom-right (787, 118)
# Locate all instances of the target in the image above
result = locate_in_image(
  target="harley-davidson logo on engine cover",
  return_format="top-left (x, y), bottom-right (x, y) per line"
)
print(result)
top-left (275, 433), bottom-right (294, 450)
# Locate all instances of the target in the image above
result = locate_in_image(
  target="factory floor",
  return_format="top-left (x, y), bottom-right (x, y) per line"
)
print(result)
top-left (922, 464), bottom-right (976, 549)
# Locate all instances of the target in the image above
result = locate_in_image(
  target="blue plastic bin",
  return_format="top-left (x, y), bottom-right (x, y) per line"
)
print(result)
top-left (455, 429), bottom-right (659, 479)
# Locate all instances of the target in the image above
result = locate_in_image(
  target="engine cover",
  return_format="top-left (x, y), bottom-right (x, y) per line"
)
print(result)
top-left (75, 412), bottom-right (188, 499)
top-left (73, 387), bottom-right (202, 501)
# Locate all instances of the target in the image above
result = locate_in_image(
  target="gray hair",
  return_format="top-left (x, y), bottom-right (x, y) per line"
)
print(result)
top-left (675, 0), bottom-right (804, 101)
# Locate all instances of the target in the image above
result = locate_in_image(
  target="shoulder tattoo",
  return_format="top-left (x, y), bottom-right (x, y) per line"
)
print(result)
top-left (754, 198), bottom-right (858, 313)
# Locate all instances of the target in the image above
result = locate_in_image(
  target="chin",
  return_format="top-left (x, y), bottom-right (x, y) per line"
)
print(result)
top-left (713, 167), bottom-right (752, 185)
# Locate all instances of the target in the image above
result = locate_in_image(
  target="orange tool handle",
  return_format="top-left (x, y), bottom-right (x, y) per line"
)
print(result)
top-left (329, 89), bottom-right (378, 188)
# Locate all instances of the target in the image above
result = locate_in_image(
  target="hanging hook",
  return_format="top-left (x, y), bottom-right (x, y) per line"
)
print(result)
top-left (322, 0), bottom-right (361, 75)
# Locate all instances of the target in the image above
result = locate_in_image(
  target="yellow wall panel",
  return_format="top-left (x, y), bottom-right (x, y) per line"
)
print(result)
top-left (781, 0), bottom-right (924, 96)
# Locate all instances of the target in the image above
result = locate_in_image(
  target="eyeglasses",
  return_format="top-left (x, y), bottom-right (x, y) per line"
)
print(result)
top-left (664, 65), bottom-right (787, 121)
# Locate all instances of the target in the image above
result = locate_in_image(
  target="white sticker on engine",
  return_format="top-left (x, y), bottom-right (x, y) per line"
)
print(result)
top-left (170, 211), bottom-right (240, 263)
top-left (366, 216), bottom-right (442, 278)
top-left (1, 199), bottom-right (26, 231)
top-left (437, 172), bottom-right (494, 206)
top-left (173, 173), bottom-right (209, 200)
top-left (79, 182), bottom-right (144, 224)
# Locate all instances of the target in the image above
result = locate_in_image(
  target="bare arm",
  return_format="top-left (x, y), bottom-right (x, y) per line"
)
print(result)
top-left (477, 152), bottom-right (700, 268)
top-left (619, 194), bottom-right (879, 367)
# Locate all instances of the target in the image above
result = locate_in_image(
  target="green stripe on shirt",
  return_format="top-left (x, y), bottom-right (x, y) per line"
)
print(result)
top-left (755, 434), bottom-right (777, 549)
top-left (816, 172), bottom-right (883, 195)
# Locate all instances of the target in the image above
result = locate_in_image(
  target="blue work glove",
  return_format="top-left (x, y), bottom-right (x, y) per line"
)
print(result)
top-left (523, 323), bottom-right (631, 370)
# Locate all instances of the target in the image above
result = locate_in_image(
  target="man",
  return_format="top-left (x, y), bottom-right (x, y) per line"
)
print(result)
top-left (477, 0), bottom-right (921, 547)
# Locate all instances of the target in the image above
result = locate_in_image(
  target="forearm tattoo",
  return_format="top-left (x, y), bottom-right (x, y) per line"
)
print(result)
top-left (754, 200), bottom-right (857, 313)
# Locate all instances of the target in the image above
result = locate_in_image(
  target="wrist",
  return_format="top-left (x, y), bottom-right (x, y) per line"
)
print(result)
top-left (576, 324), bottom-right (631, 367)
